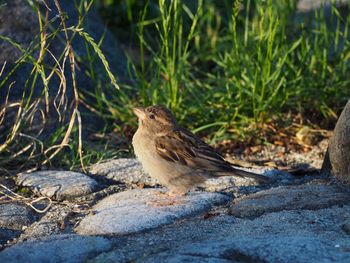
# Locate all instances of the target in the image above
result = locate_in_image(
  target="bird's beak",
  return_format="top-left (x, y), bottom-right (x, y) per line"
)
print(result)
top-left (133, 107), bottom-right (146, 119)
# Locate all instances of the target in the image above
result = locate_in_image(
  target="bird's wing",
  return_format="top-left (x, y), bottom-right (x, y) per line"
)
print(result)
top-left (154, 128), bottom-right (232, 172)
top-left (154, 128), bottom-right (272, 183)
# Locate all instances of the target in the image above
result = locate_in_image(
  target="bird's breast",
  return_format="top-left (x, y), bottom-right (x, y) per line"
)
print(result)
top-left (132, 128), bottom-right (186, 185)
top-left (132, 129), bottom-right (154, 160)
top-left (132, 129), bottom-right (162, 173)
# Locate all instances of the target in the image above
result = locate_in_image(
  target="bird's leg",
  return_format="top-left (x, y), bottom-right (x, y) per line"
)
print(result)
top-left (147, 190), bottom-right (186, 207)
top-left (168, 189), bottom-right (186, 198)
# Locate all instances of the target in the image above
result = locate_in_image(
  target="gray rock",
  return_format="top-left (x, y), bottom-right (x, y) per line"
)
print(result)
top-left (0, 0), bottom-right (128, 89)
top-left (0, 0), bottom-right (37, 63)
top-left (92, 206), bottom-right (350, 263)
top-left (2, 205), bottom-right (346, 263)
top-left (141, 235), bottom-right (350, 263)
top-left (204, 168), bottom-right (287, 192)
top-left (0, 0), bottom-right (128, 143)
top-left (75, 184), bottom-right (128, 205)
top-left (0, 234), bottom-right (112, 263)
top-left (229, 184), bottom-right (350, 218)
top-left (18, 205), bottom-right (74, 242)
top-left (16, 171), bottom-right (98, 201)
top-left (75, 189), bottom-right (230, 235)
top-left (327, 99), bottom-right (350, 185)
top-left (89, 158), bottom-right (157, 186)
top-left (0, 203), bottom-right (35, 230)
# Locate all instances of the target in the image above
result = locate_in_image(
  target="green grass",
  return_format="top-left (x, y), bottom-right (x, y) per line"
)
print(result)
top-left (1, 0), bottom-right (350, 172)
top-left (98, 0), bottom-right (350, 138)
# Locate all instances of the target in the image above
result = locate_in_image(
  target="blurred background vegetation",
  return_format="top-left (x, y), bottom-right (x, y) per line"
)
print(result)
top-left (0, 0), bottom-right (349, 174)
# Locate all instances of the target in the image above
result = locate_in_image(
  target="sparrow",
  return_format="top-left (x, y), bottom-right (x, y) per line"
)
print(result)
top-left (132, 105), bottom-right (271, 194)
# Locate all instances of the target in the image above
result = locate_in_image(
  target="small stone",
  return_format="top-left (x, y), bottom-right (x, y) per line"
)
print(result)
top-left (0, 203), bottom-right (35, 230)
top-left (75, 189), bottom-right (230, 235)
top-left (16, 171), bottom-right (98, 201)
top-left (229, 184), bottom-right (350, 218)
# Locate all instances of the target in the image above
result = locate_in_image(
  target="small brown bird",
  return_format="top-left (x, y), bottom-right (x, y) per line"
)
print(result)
top-left (132, 105), bottom-right (271, 195)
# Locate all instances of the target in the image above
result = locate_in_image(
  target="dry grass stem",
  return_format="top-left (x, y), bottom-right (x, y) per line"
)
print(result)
top-left (0, 183), bottom-right (52, 213)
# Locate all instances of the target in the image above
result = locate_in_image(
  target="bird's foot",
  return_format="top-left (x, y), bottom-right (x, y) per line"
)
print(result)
top-left (147, 190), bottom-right (186, 207)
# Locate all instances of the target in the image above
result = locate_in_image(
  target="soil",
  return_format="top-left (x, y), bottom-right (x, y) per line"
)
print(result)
top-left (226, 139), bottom-right (328, 171)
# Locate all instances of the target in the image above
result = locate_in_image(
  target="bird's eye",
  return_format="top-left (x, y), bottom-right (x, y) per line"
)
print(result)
top-left (149, 114), bottom-right (155, 119)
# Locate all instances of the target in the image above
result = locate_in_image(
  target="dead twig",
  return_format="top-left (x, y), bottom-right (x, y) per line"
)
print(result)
top-left (0, 184), bottom-right (52, 213)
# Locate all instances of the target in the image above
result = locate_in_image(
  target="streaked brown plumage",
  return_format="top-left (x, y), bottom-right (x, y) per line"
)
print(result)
top-left (132, 105), bottom-right (271, 193)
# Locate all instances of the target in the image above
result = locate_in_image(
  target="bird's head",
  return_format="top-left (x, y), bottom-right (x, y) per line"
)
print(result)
top-left (133, 105), bottom-right (178, 134)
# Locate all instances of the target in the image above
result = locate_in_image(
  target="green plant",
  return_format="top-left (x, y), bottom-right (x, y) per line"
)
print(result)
top-left (1, 0), bottom-right (349, 174)
top-left (0, 0), bottom-right (121, 173)
top-left (102, 0), bottom-right (350, 141)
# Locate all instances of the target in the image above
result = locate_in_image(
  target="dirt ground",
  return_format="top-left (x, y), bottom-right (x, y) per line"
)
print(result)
top-left (223, 139), bottom-right (328, 173)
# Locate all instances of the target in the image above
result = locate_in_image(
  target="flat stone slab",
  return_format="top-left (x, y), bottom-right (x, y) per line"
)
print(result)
top-left (75, 189), bottom-right (230, 235)
top-left (229, 184), bottom-right (350, 218)
top-left (141, 235), bottom-right (350, 263)
top-left (16, 171), bottom-right (98, 201)
top-left (92, 205), bottom-right (350, 262)
top-left (0, 234), bottom-right (111, 263)
top-left (0, 203), bottom-right (35, 230)
top-left (1, 190), bottom-right (345, 263)
top-left (89, 158), bottom-right (157, 186)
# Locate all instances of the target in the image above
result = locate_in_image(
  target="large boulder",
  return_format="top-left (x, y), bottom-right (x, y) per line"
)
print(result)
top-left (323, 99), bottom-right (350, 185)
